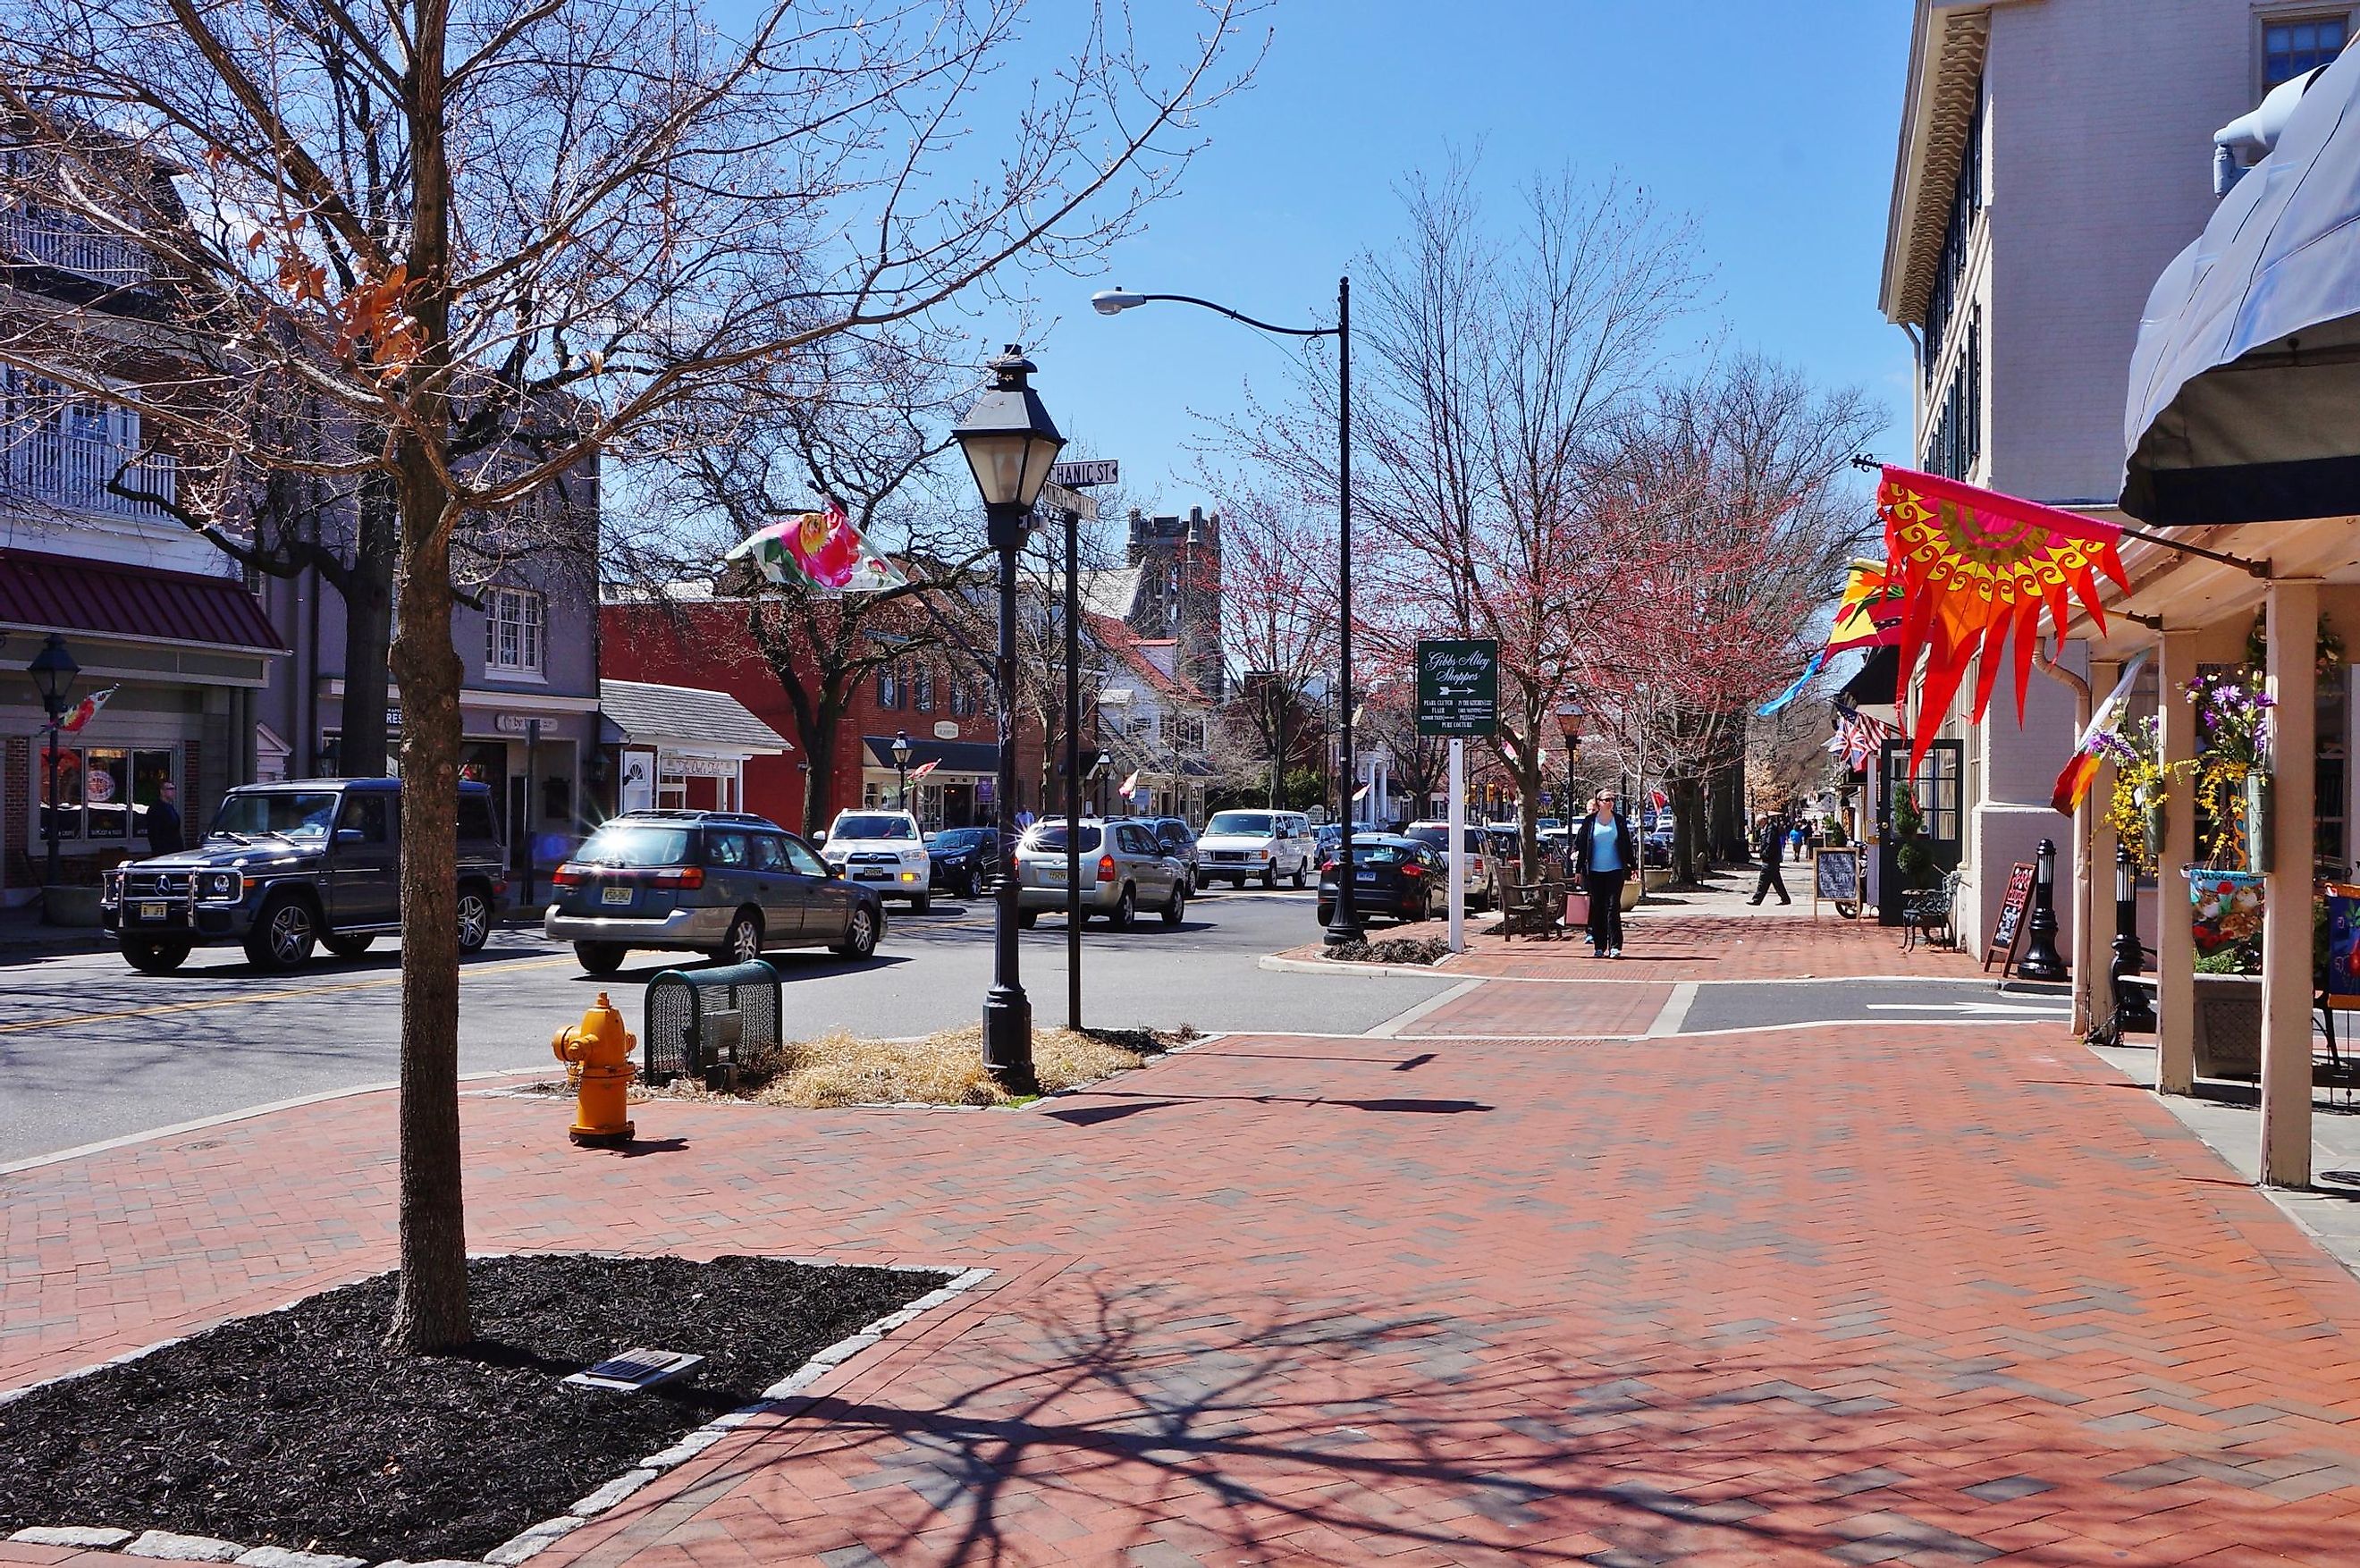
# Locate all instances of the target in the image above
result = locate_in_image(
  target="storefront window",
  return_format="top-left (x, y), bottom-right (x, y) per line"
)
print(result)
top-left (37, 745), bottom-right (177, 843)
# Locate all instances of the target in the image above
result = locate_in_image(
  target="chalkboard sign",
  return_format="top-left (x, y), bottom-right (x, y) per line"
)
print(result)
top-left (1812, 847), bottom-right (1862, 918)
top-left (1985, 862), bottom-right (2036, 974)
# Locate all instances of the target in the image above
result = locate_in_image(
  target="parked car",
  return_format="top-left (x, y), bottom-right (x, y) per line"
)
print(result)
top-left (546, 809), bottom-right (883, 975)
top-left (816, 809), bottom-right (933, 912)
top-left (1317, 834), bottom-right (1446, 926)
top-left (98, 777), bottom-right (509, 974)
top-left (1146, 817), bottom-right (1200, 892)
top-left (925, 826), bottom-right (999, 898)
top-left (1195, 809), bottom-right (1317, 889)
top-left (1403, 821), bottom-right (1495, 907)
top-left (1012, 817), bottom-right (1187, 929)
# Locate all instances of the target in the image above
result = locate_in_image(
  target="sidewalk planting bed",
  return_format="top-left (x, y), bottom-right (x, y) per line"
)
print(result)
top-left (0, 1253), bottom-right (950, 1563)
top-left (1319, 935), bottom-right (1449, 965)
top-left (629, 1022), bottom-right (1197, 1108)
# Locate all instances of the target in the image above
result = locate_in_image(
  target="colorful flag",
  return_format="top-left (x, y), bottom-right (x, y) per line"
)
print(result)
top-left (907, 759), bottom-right (940, 782)
top-left (1119, 770), bottom-right (1140, 797)
top-left (1757, 651), bottom-right (1828, 717)
top-left (58, 686), bottom-right (118, 734)
top-left (725, 496), bottom-right (909, 594)
top-left (2050, 650), bottom-right (2153, 814)
top-left (1876, 466), bottom-right (2128, 774)
top-left (1830, 703), bottom-right (1899, 772)
top-left (1826, 559), bottom-right (1904, 653)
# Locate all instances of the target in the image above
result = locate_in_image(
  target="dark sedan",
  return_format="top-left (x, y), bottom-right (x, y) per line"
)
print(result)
top-left (1315, 833), bottom-right (1446, 926)
top-left (926, 827), bottom-right (999, 898)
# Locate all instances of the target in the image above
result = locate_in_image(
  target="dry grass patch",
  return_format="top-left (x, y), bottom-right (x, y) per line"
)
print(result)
top-left (653, 1023), bottom-right (1194, 1109)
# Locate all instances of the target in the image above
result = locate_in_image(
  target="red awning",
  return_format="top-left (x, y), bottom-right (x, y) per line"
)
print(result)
top-left (0, 549), bottom-right (284, 653)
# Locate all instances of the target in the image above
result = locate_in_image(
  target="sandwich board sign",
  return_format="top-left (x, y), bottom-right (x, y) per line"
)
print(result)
top-left (1416, 638), bottom-right (1499, 738)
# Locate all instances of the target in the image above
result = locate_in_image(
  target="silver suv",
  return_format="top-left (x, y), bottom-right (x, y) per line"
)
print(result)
top-left (1404, 821), bottom-right (1494, 908)
top-left (1013, 817), bottom-right (1187, 929)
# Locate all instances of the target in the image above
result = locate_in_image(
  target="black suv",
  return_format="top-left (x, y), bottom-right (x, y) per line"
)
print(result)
top-left (98, 778), bottom-right (510, 974)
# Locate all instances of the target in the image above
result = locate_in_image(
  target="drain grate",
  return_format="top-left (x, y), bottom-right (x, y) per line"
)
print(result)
top-left (563, 1347), bottom-right (704, 1393)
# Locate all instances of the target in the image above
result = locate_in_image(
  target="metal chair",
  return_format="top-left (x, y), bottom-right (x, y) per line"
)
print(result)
top-left (1900, 868), bottom-right (1965, 954)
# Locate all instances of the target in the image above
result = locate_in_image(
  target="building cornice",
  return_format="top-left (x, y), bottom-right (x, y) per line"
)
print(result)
top-left (1881, 2), bottom-right (1993, 326)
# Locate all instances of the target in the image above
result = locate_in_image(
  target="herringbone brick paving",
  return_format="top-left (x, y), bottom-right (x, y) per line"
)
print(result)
top-left (1441, 913), bottom-right (1986, 982)
top-left (6, 1014), bottom-right (2360, 1564)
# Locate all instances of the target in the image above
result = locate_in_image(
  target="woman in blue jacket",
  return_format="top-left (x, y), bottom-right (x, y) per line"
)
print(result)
top-left (1571, 790), bottom-right (1639, 957)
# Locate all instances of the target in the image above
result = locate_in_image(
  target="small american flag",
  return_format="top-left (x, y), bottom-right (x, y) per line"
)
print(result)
top-left (1829, 704), bottom-right (1897, 772)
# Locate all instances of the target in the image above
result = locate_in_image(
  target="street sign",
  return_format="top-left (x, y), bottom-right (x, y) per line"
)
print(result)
top-left (1038, 481), bottom-right (1098, 521)
top-left (1416, 638), bottom-right (1499, 737)
top-left (1049, 459), bottom-right (1119, 489)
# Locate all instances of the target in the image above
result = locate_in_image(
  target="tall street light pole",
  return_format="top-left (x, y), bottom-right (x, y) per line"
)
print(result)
top-left (892, 729), bottom-right (913, 808)
top-left (952, 347), bottom-right (1066, 1093)
top-left (30, 634), bottom-right (80, 895)
top-left (1092, 281), bottom-right (1363, 946)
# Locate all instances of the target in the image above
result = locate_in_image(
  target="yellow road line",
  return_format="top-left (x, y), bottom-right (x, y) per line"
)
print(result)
top-left (0, 954), bottom-right (576, 1036)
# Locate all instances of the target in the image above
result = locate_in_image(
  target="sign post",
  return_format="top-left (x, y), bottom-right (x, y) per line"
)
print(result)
top-left (1418, 639), bottom-right (1498, 952)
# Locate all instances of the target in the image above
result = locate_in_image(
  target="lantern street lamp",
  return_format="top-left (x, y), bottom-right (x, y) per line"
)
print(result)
top-left (891, 729), bottom-right (913, 808)
top-left (2102, 843), bottom-right (2157, 1040)
top-left (1092, 280), bottom-right (1362, 946)
top-left (30, 634), bottom-right (80, 893)
top-left (2019, 837), bottom-right (2069, 982)
top-left (952, 347), bottom-right (1064, 1093)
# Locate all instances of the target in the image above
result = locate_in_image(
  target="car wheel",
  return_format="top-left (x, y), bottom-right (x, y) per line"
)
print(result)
top-left (1162, 881), bottom-right (1186, 926)
top-left (121, 939), bottom-right (191, 974)
top-left (835, 904), bottom-right (879, 960)
top-left (575, 941), bottom-right (627, 976)
top-left (244, 893), bottom-right (317, 970)
top-left (323, 932), bottom-right (376, 959)
top-left (911, 892), bottom-right (931, 915)
top-left (1017, 908), bottom-right (1040, 930)
top-left (1261, 864), bottom-right (1277, 889)
top-left (456, 886), bottom-right (493, 955)
top-left (715, 910), bottom-right (763, 965)
top-left (1291, 860), bottom-right (1307, 889)
top-left (1108, 884), bottom-right (1137, 930)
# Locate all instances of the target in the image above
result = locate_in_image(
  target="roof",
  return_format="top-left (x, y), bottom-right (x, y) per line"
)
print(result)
top-left (1879, 3), bottom-right (1991, 325)
top-left (0, 549), bottom-right (284, 653)
top-left (1087, 612), bottom-right (1204, 707)
top-left (599, 679), bottom-right (790, 754)
top-left (1044, 566), bottom-right (1140, 620)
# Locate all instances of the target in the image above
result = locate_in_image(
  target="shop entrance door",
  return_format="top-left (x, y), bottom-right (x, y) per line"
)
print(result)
top-left (1875, 738), bottom-right (1964, 923)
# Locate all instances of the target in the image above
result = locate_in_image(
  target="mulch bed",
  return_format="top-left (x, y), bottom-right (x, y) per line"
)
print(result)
top-left (1322, 936), bottom-right (1450, 966)
top-left (0, 1253), bottom-right (949, 1562)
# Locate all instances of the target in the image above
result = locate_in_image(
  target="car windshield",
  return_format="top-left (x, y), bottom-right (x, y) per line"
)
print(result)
top-left (1024, 824), bottom-right (1101, 853)
top-left (933, 829), bottom-right (989, 849)
top-left (211, 790), bottom-right (341, 840)
top-left (1408, 825), bottom-right (1485, 852)
top-left (1349, 842), bottom-right (1413, 865)
top-left (833, 814), bottom-right (915, 839)
top-left (1207, 812), bottom-right (1275, 837)
top-left (574, 823), bottom-right (694, 867)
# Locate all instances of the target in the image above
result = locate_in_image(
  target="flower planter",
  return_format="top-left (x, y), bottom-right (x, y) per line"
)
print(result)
top-left (2191, 972), bottom-right (2263, 1081)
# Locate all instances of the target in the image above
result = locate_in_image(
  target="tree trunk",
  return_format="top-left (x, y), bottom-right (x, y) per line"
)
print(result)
top-left (1707, 749), bottom-right (1746, 866)
top-left (1670, 775), bottom-right (1707, 885)
top-left (338, 472), bottom-right (400, 778)
top-left (802, 718), bottom-right (835, 837)
top-left (385, 5), bottom-right (470, 1355)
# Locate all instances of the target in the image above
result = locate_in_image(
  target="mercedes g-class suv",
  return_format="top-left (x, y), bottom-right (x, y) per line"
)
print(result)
top-left (98, 778), bottom-right (510, 974)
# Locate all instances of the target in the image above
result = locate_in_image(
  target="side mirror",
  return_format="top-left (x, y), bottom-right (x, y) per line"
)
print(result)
top-left (812, 830), bottom-right (827, 845)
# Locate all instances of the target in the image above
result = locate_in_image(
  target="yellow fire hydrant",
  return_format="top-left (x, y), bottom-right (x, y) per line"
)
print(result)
top-left (552, 992), bottom-right (636, 1147)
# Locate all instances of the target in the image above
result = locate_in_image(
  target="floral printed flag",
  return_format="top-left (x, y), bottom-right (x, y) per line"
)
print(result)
top-left (726, 496), bottom-right (909, 594)
top-left (2049, 650), bottom-right (2151, 814)
top-left (1877, 467), bottom-right (2129, 774)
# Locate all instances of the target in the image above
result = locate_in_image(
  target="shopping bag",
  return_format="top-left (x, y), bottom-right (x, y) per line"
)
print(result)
top-left (1564, 889), bottom-right (1591, 927)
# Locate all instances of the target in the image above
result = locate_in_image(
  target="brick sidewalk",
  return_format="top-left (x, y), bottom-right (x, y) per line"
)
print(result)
top-left (10, 1021), bottom-right (2360, 1565)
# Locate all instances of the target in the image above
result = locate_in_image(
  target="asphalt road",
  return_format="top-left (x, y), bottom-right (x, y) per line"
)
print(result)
top-left (0, 887), bottom-right (1454, 1165)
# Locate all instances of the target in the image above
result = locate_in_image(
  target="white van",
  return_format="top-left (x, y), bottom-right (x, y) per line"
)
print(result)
top-left (1195, 809), bottom-right (1318, 889)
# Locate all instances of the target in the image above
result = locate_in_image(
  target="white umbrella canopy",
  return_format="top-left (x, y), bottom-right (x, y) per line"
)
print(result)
top-left (2124, 47), bottom-right (2360, 526)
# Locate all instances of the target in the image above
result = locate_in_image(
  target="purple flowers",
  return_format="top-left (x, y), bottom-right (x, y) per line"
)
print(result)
top-left (2185, 670), bottom-right (2272, 768)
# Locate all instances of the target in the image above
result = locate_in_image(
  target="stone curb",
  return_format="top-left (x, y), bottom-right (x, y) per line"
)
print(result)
top-left (6, 1260), bottom-right (997, 1568)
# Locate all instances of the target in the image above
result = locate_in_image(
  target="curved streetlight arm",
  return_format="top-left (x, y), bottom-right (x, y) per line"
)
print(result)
top-left (1111, 292), bottom-right (1336, 339)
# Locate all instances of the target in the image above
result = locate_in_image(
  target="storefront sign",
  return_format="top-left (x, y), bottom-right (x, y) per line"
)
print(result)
top-left (495, 713), bottom-right (534, 735)
top-left (933, 721), bottom-right (960, 740)
top-left (1416, 638), bottom-right (1499, 737)
top-left (662, 752), bottom-right (738, 779)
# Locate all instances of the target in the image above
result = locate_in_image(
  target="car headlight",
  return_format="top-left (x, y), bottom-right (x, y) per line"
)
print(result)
top-left (199, 871), bottom-right (243, 901)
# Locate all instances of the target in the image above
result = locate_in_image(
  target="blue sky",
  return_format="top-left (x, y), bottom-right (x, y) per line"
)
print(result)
top-left (993, 0), bottom-right (1919, 513)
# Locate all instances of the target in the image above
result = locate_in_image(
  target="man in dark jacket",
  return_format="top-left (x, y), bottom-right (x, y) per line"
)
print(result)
top-left (1571, 790), bottom-right (1639, 957)
top-left (1749, 813), bottom-right (1791, 906)
top-left (145, 781), bottom-right (184, 856)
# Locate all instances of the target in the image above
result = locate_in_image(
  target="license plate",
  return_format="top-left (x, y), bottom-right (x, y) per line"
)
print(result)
top-left (600, 885), bottom-right (632, 906)
top-left (1041, 866), bottom-right (1066, 882)
top-left (856, 869), bottom-right (889, 880)
top-left (138, 901), bottom-right (168, 921)
top-left (1355, 872), bottom-right (1376, 882)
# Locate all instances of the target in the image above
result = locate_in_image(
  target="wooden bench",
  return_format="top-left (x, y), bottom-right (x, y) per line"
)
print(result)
top-left (1499, 873), bottom-right (1569, 941)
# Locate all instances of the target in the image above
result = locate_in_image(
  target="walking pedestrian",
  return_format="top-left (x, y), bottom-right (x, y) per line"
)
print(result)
top-left (1787, 822), bottom-right (1806, 863)
top-left (1749, 813), bottom-right (1791, 906)
top-left (1572, 789), bottom-right (1639, 957)
top-left (145, 781), bottom-right (184, 857)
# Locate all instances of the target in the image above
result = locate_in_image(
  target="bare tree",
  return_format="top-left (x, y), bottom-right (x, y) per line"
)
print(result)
top-left (1199, 485), bottom-right (1333, 807)
top-left (0, 0), bottom-right (1259, 1351)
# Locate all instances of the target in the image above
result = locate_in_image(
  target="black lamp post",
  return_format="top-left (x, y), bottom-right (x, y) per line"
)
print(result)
top-left (2103, 843), bottom-right (2157, 1038)
top-left (2019, 837), bottom-right (2069, 982)
top-left (891, 729), bottom-right (913, 808)
top-left (952, 346), bottom-right (1065, 1093)
top-left (30, 633), bottom-right (80, 892)
top-left (1093, 280), bottom-right (1362, 946)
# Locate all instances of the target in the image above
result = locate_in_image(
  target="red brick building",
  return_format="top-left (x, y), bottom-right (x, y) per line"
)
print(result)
top-left (599, 588), bottom-right (1048, 837)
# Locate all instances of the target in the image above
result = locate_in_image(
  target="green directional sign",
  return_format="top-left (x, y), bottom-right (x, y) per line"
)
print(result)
top-left (1416, 637), bottom-right (1499, 737)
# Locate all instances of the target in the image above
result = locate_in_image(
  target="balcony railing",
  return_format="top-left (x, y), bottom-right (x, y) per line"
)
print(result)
top-left (0, 206), bottom-right (152, 288)
top-left (4, 427), bottom-right (176, 518)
